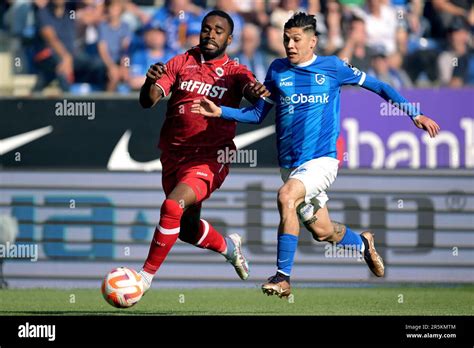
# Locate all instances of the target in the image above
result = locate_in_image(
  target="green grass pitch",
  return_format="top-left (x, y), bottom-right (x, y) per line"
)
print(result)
top-left (0, 286), bottom-right (472, 316)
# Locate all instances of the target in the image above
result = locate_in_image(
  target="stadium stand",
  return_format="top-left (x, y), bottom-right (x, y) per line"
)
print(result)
top-left (0, 0), bottom-right (472, 95)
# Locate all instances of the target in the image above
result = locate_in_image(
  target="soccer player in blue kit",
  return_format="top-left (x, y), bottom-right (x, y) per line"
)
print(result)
top-left (192, 12), bottom-right (440, 297)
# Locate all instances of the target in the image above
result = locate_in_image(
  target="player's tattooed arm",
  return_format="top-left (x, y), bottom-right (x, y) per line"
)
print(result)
top-left (139, 63), bottom-right (166, 108)
top-left (243, 82), bottom-right (271, 104)
top-left (303, 215), bottom-right (318, 227)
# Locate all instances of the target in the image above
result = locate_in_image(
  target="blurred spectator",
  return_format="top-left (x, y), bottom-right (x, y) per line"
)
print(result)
top-left (76, 0), bottom-right (105, 56)
top-left (0, 1), bottom-right (9, 31)
top-left (404, 48), bottom-right (440, 86)
top-left (121, 0), bottom-right (151, 32)
top-left (405, 0), bottom-right (433, 52)
top-left (128, 23), bottom-right (173, 90)
top-left (233, 0), bottom-right (268, 27)
top-left (323, 0), bottom-right (344, 54)
top-left (424, 0), bottom-right (474, 39)
top-left (32, 0), bottom-right (106, 92)
top-left (402, 0), bottom-right (440, 86)
top-left (338, 16), bottom-right (375, 72)
top-left (368, 48), bottom-right (412, 89)
top-left (362, 0), bottom-right (404, 55)
top-left (267, 0), bottom-right (307, 57)
top-left (5, 0), bottom-right (471, 94)
top-left (150, 0), bottom-right (204, 54)
top-left (235, 23), bottom-right (268, 82)
top-left (4, 0), bottom-right (46, 38)
top-left (306, 0), bottom-right (322, 14)
top-left (97, 0), bottom-right (131, 92)
top-left (215, 0), bottom-right (245, 56)
top-left (388, 51), bottom-right (413, 87)
top-left (184, 20), bottom-right (201, 50)
top-left (267, 1), bottom-right (329, 57)
top-left (438, 17), bottom-right (471, 87)
top-left (3, 0), bottom-right (44, 74)
top-left (268, 0), bottom-right (321, 13)
top-left (469, 49), bottom-right (474, 85)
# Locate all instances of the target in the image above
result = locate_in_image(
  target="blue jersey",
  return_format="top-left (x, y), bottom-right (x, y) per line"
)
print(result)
top-left (220, 55), bottom-right (421, 168)
top-left (264, 55), bottom-right (365, 167)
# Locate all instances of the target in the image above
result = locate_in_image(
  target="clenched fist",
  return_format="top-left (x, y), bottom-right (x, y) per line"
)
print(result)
top-left (146, 62), bottom-right (167, 83)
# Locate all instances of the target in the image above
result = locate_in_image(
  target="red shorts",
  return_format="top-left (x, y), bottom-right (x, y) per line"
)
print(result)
top-left (160, 150), bottom-right (230, 203)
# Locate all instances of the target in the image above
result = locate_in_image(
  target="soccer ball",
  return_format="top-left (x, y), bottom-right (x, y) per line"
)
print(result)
top-left (101, 267), bottom-right (144, 308)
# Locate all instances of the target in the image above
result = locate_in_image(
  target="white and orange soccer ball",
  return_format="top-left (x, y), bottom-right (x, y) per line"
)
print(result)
top-left (101, 267), bottom-right (144, 308)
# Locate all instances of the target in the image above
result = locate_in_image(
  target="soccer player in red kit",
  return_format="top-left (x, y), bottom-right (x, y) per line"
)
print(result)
top-left (137, 10), bottom-right (270, 292)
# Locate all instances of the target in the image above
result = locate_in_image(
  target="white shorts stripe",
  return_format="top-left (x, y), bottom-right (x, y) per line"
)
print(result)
top-left (358, 72), bottom-right (366, 86)
top-left (158, 225), bottom-right (180, 235)
top-left (196, 219), bottom-right (209, 245)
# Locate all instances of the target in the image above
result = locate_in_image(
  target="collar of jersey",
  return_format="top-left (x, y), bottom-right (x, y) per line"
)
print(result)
top-left (290, 54), bottom-right (317, 67)
top-left (191, 46), bottom-right (230, 67)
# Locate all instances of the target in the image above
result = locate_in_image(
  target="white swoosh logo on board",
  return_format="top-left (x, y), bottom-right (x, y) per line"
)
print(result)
top-left (107, 125), bottom-right (276, 172)
top-left (0, 126), bottom-right (53, 155)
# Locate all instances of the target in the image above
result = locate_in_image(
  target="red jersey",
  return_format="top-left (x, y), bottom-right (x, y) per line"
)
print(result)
top-left (155, 47), bottom-right (256, 152)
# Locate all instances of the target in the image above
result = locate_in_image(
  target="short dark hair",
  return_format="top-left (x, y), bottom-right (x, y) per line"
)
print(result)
top-left (284, 12), bottom-right (317, 35)
top-left (202, 10), bottom-right (234, 34)
top-left (350, 15), bottom-right (365, 25)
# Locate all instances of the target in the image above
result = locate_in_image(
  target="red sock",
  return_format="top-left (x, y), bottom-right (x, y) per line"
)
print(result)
top-left (195, 219), bottom-right (227, 253)
top-left (143, 199), bottom-right (183, 274)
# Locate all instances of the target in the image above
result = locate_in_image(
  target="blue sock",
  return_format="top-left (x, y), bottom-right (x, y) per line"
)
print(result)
top-left (336, 226), bottom-right (363, 251)
top-left (277, 234), bottom-right (298, 276)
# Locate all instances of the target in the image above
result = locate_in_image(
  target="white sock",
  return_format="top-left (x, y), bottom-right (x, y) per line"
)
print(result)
top-left (139, 269), bottom-right (154, 287)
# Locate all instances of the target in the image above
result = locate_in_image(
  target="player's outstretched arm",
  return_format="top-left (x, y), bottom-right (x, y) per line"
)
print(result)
top-left (191, 96), bottom-right (273, 124)
top-left (139, 63), bottom-right (166, 108)
top-left (361, 75), bottom-right (441, 138)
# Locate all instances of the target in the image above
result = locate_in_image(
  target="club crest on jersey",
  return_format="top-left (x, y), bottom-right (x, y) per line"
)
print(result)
top-left (216, 67), bottom-right (224, 77)
top-left (314, 74), bottom-right (326, 85)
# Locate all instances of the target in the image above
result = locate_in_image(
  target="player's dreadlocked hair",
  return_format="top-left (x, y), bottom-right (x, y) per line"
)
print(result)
top-left (284, 12), bottom-right (317, 35)
top-left (203, 10), bottom-right (235, 35)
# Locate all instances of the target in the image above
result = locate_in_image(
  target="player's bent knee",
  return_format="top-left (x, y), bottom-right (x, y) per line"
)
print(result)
top-left (277, 188), bottom-right (297, 210)
top-left (161, 199), bottom-right (184, 219)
